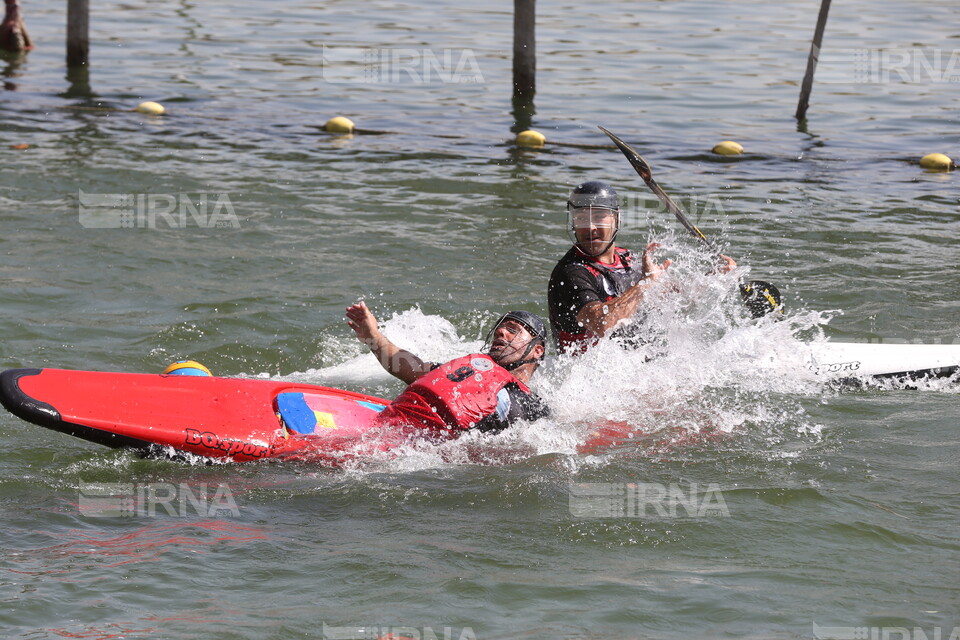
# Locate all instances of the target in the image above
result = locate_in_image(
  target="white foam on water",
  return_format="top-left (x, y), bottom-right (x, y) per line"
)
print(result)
top-left (274, 248), bottom-right (955, 472)
top-left (274, 278), bottom-right (827, 470)
top-left (288, 306), bottom-right (483, 388)
top-left (530, 260), bottom-right (837, 441)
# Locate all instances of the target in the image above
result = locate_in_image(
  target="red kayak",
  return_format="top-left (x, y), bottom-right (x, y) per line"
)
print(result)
top-left (1, 366), bottom-right (647, 464)
top-left (0, 368), bottom-right (394, 463)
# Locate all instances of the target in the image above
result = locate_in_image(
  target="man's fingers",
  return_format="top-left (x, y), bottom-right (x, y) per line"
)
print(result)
top-left (345, 302), bottom-right (372, 322)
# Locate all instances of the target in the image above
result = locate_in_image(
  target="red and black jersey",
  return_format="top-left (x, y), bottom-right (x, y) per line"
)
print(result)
top-left (376, 354), bottom-right (549, 437)
top-left (547, 246), bottom-right (645, 352)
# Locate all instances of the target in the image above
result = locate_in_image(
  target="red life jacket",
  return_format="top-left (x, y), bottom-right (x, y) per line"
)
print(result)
top-left (377, 354), bottom-right (529, 435)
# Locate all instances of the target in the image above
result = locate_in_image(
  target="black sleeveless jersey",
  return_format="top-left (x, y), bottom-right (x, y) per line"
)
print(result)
top-left (547, 246), bottom-right (644, 352)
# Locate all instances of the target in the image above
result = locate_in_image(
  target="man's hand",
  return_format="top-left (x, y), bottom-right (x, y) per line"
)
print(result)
top-left (716, 254), bottom-right (737, 274)
top-left (346, 301), bottom-right (381, 346)
top-left (641, 242), bottom-right (672, 280)
top-left (345, 301), bottom-right (429, 385)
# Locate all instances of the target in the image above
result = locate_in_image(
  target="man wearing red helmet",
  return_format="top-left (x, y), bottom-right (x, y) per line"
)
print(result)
top-left (548, 180), bottom-right (736, 353)
top-left (346, 301), bottom-right (549, 437)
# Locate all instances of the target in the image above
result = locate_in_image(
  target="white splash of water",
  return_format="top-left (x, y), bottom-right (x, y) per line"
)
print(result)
top-left (290, 306), bottom-right (483, 387)
top-left (278, 252), bottom-right (956, 471)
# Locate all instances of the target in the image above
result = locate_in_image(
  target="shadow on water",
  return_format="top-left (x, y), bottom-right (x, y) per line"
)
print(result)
top-left (1, 50), bottom-right (27, 91)
top-left (510, 93), bottom-right (536, 134)
top-left (60, 65), bottom-right (95, 101)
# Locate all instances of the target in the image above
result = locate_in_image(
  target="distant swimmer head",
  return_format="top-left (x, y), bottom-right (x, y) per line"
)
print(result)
top-left (162, 360), bottom-right (213, 376)
top-left (485, 310), bottom-right (547, 371)
top-left (567, 180), bottom-right (620, 257)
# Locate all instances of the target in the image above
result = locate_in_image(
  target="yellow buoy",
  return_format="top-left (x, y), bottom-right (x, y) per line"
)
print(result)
top-left (516, 129), bottom-right (546, 148)
top-left (712, 140), bottom-right (744, 156)
top-left (324, 116), bottom-right (355, 134)
top-left (919, 153), bottom-right (954, 171)
top-left (135, 101), bottom-right (165, 116)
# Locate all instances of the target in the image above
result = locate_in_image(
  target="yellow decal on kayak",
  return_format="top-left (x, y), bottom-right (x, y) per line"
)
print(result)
top-left (314, 411), bottom-right (337, 429)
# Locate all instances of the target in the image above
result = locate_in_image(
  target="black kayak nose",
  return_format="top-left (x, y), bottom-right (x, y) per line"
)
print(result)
top-left (0, 368), bottom-right (61, 429)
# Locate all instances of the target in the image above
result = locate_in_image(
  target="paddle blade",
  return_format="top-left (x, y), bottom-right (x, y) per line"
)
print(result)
top-left (598, 126), bottom-right (653, 182)
top-left (739, 280), bottom-right (784, 318)
top-left (598, 125), bottom-right (714, 249)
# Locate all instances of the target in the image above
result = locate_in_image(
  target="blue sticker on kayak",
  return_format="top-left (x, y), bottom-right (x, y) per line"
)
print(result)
top-left (276, 392), bottom-right (318, 435)
top-left (277, 393), bottom-right (386, 435)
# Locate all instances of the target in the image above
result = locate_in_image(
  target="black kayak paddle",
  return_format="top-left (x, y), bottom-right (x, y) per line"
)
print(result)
top-left (597, 125), bottom-right (783, 318)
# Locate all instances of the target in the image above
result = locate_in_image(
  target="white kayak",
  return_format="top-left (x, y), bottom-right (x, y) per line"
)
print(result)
top-left (805, 342), bottom-right (960, 381)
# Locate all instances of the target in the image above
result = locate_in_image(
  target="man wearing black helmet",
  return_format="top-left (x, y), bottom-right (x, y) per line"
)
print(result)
top-left (346, 301), bottom-right (549, 436)
top-left (547, 180), bottom-right (735, 353)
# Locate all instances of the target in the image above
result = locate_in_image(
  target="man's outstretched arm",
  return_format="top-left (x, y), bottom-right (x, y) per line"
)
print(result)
top-left (345, 301), bottom-right (434, 385)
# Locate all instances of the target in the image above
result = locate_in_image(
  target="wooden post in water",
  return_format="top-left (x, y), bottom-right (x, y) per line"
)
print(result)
top-left (795, 0), bottom-right (832, 122)
top-left (66, 0), bottom-right (89, 67)
top-left (513, 0), bottom-right (536, 101)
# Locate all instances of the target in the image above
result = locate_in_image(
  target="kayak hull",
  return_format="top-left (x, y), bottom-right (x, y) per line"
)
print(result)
top-left (805, 342), bottom-right (960, 381)
top-left (0, 368), bottom-right (391, 463)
